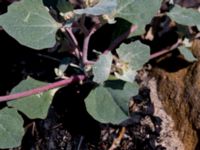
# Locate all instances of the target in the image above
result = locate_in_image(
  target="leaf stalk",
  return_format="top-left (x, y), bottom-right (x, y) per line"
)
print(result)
top-left (0, 75), bottom-right (85, 102)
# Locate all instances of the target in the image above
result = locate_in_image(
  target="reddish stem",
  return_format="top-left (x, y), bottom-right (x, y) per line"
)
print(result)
top-left (82, 26), bottom-right (98, 65)
top-left (65, 28), bottom-right (79, 46)
top-left (83, 25), bottom-right (138, 65)
top-left (149, 39), bottom-right (182, 60)
top-left (64, 27), bottom-right (81, 59)
top-left (0, 75), bottom-right (85, 102)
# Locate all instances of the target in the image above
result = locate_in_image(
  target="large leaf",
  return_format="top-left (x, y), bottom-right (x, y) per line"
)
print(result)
top-left (115, 41), bottom-right (150, 82)
top-left (116, 0), bottom-right (162, 35)
top-left (0, 0), bottom-right (60, 49)
top-left (167, 5), bottom-right (200, 30)
top-left (85, 80), bottom-right (138, 124)
top-left (74, 0), bottom-right (117, 15)
top-left (0, 108), bottom-right (24, 149)
top-left (8, 77), bottom-right (55, 119)
top-left (93, 52), bottom-right (113, 83)
top-left (74, 0), bottom-right (161, 35)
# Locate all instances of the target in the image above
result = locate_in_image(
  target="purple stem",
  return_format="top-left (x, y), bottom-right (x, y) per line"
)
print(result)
top-left (150, 39), bottom-right (182, 60)
top-left (0, 75), bottom-right (85, 102)
top-left (65, 28), bottom-right (79, 46)
top-left (83, 25), bottom-right (138, 65)
top-left (65, 27), bottom-right (82, 58)
top-left (82, 26), bottom-right (98, 65)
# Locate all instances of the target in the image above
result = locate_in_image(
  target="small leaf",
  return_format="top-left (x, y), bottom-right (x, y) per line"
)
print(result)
top-left (74, 0), bottom-right (117, 15)
top-left (0, 108), bottom-right (24, 149)
top-left (55, 57), bottom-right (71, 78)
top-left (116, 0), bottom-right (162, 35)
top-left (115, 69), bottom-right (137, 83)
top-left (8, 77), bottom-right (55, 119)
top-left (0, 0), bottom-right (60, 49)
top-left (85, 80), bottom-right (138, 124)
top-left (167, 5), bottom-right (200, 29)
top-left (180, 46), bottom-right (196, 61)
top-left (93, 52), bottom-right (113, 83)
top-left (117, 41), bottom-right (150, 69)
top-left (115, 41), bottom-right (150, 82)
top-left (57, 0), bottom-right (73, 13)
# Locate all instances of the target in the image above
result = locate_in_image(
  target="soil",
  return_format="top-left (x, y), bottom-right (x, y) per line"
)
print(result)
top-left (16, 82), bottom-right (167, 150)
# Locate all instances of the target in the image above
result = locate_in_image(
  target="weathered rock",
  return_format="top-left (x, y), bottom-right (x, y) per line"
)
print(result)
top-left (148, 79), bottom-right (185, 150)
top-left (149, 52), bottom-right (200, 150)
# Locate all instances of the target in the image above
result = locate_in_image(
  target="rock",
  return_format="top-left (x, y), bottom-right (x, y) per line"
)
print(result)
top-left (191, 39), bottom-right (200, 60)
top-left (149, 52), bottom-right (200, 150)
top-left (148, 79), bottom-right (185, 150)
top-left (184, 61), bottom-right (200, 130)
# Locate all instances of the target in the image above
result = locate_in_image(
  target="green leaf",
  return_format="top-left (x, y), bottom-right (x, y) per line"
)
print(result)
top-left (93, 52), bottom-right (113, 83)
top-left (0, 108), bottom-right (24, 149)
top-left (180, 46), bottom-right (196, 61)
top-left (74, 0), bottom-right (117, 15)
top-left (0, 0), bottom-right (60, 49)
top-left (104, 80), bottom-right (138, 111)
top-left (115, 41), bottom-right (150, 82)
top-left (85, 80), bottom-right (138, 124)
top-left (57, 0), bottom-right (73, 13)
top-left (117, 41), bottom-right (150, 69)
top-left (115, 69), bottom-right (137, 83)
top-left (8, 77), bottom-right (55, 119)
top-left (116, 0), bottom-right (162, 35)
top-left (167, 5), bottom-right (200, 29)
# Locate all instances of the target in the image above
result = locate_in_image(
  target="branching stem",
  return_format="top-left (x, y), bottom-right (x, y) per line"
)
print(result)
top-left (82, 26), bottom-right (99, 65)
top-left (82, 24), bottom-right (138, 65)
top-left (0, 22), bottom-right (178, 103)
top-left (64, 27), bottom-right (82, 59)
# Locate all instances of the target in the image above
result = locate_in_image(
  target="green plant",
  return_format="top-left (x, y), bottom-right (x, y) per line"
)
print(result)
top-left (0, 0), bottom-right (199, 148)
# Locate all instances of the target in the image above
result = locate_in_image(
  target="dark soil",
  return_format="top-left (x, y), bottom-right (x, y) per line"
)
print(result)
top-left (17, 84), bottom-right (166, 150)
